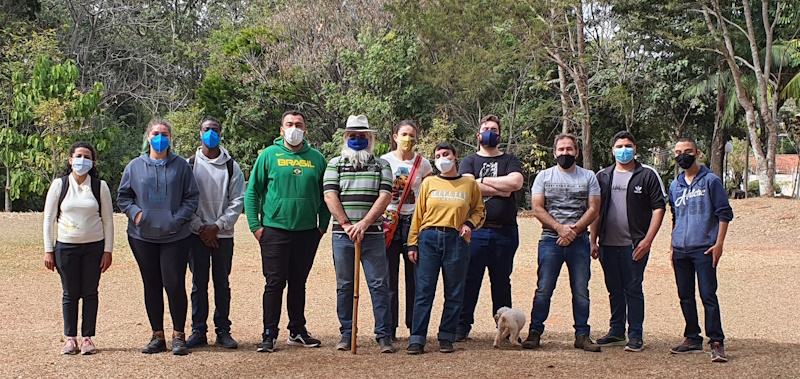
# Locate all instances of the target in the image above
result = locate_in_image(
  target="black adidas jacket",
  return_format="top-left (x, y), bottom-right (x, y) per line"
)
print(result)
top-left (595, 161), bottom-right (666, 247)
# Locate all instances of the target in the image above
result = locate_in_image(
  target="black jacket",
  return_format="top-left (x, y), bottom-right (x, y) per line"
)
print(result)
top-left (596, 161), bottom-right (666, 247)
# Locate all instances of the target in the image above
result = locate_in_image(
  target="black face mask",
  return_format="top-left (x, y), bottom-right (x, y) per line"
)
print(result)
top-left (676, 153), bottom-right (696, 169)
top-left (557, 154), bottom-right (576, 169)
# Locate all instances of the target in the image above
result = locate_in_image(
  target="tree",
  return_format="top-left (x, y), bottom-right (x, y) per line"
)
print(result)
top-left (694, 0), bottom-right (800, 196)
top-left (6, 56), bottom-right (103, 205)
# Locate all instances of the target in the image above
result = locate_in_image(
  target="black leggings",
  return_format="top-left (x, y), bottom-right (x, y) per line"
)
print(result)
top-left (55, 240), bottom-right (104, 337)
top-left (129, 236), bottom-right (191, 332)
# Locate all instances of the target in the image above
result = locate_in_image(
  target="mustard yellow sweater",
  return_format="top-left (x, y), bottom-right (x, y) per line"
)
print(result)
top-left (408, 175), bottom-right (485, 249)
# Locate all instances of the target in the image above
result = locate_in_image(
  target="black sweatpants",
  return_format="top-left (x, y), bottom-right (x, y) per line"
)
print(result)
top-left (55, 240), bottom-right (104, 337)
top-left (188, 234), bottom-right (234, 334)
top-left (259, 226), bottom-right (321, 338)
top-left (129, 236), bottom-right (191, 332)
top-left (386, 215), bottom-right (415, 332)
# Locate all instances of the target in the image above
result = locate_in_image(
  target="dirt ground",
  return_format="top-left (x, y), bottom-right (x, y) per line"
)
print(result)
top-left (1, 198), bottom-right (799, 378)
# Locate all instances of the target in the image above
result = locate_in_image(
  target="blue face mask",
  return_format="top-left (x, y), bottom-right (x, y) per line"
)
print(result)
top-left (347, 136), bottom-right (369, 151)
top-left (479, 130), bottom-right (499, 147)
top-left (202, 129), bottom-right (220, 149)
top-left (615, 147), bottom-right (634, 164)
top-left (150, 134), bottom-right (170, 153)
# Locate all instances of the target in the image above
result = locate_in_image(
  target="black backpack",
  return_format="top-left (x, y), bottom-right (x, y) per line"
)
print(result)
top-left (57, 176), bottom-right (102, 219)
top-left (189, 154), bottom-right (234, 182)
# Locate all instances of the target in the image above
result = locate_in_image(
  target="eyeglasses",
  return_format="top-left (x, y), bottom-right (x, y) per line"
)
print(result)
top-left (348, 134), bottom-right (368, 140)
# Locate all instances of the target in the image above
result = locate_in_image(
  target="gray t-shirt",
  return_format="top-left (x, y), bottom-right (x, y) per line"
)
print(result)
top-left (603, 170), bottom-right (633, 246)
top-left (531, 166), bottom-right (601, 238)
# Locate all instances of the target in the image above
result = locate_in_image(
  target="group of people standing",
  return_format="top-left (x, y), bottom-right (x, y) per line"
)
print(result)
top-left (42, 111), bottom-right (732, 363)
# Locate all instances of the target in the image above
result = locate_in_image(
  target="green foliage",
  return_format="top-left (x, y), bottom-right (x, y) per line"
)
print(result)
top-left (748, 180), bottom-right (781, 194)
top-left (417, 115), bottom-right (458, 161)
top-left (322, 28), bottom-right (435, 133)
top-left (166, 106), bottom-right (205, 158)
top-left (4, 54), bottom-right (104, 202)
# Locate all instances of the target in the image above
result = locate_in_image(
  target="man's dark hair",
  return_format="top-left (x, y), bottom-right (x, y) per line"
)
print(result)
top-left (434, 142), bottom-right (458, 158)
top-left (613, 130), bottom-right (636, 145)
top-left (200, 116), bottom-right (222, 130)
top-left (554, 133), bottom-right (579, 150)
top-left (677, 137), bottom-right (698, 150)
top-left (479, 114), bottom-right (501, 131)
top-left (282, 110), bottom-right (306, 123)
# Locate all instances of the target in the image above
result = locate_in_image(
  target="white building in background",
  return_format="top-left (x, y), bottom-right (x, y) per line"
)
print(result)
top-left (747, 155), bottom-right (800, 197)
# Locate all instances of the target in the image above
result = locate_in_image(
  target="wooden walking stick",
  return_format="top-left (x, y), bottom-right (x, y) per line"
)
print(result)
top-left (351, 241), bottom-right (362, 354)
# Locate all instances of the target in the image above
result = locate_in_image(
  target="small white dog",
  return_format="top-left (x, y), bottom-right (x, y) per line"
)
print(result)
top-left (493, 306), bottom-right (527, 348)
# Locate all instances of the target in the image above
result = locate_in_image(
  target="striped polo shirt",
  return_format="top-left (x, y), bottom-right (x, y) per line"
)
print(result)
top-left (323, 156), bottom-right (393, 234)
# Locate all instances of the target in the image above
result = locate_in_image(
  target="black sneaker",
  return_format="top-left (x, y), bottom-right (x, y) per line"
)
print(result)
top-left (574, 334), bottom-right (601, 352)
top-left (406, 343), bottom-right (424, 355)
top-left (172, 333), bottom-right (189, 356)
top-left (287, 331), bottom-right (321, 348)
top-left (257, 336), bottom-right (277, 353)
top-left (710, 342), bottom-right (728, 362)
top-left (670, 338), bottom-right (704, 354)
top-left (335, 336), bottom-right (351, 351)
top-left (215, 332), bottom-right (239, 349)
top-left (455, 330), bottom-right (468, 342)
top-left (185, 331), bottom-right (207, 348)
top-left (624, 338), bottom-right (644, 352)
top-left (522, 329), bottom-right (541, 349)
top-left (141, 335), bottom-right (167, 354)
top-left (439, 340), bottom-right (455, 353)
top-left (596, 333), bottom-right (626, 347)
top-left (378, 337), bottom-right (395, 353)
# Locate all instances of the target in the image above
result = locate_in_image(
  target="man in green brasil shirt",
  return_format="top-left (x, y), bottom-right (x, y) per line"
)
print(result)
top-left (244, 110), bottom-right (331, 353)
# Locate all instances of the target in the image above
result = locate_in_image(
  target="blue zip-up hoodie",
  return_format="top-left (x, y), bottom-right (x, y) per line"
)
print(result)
top-left (668, 165), bottom-right (733, 252)
top-left (118, 152), bottom-right (199, 243)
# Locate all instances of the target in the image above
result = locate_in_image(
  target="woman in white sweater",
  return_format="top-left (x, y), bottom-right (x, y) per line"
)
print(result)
top-left (42, 141), bottom-right (113, 355)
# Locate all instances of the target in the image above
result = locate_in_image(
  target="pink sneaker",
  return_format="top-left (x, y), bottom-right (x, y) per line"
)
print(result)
top-left (81, 337), bottom-right (97, 355)
top-left (61, 338), bottom-right (79, 355)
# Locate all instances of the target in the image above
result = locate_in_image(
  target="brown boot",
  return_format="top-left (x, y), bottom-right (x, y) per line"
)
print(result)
top-left (574, 334), bottom-right (601, 352)
top-left (521, 329), bottom-right (541, 349)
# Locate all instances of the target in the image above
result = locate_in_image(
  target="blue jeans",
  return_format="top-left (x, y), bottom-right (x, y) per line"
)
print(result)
top-left (529, 234), bottom-right (592, 337)
top-left (672, 248), bottom-right (724, 344)
top-left (599, 245), bottom-right (648, 340)
top-left (410, 229), bottom-right (471, 346)
top-left (332, 233), bottom-right (392, 340)
top-left (457, 225), bottom-right (519, 335)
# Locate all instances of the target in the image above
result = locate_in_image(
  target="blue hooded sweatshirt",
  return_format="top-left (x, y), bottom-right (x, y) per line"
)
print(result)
top-left (118, 152), bottom-right (199, 243)
top-left (668, 165), bottom-right (733, 253)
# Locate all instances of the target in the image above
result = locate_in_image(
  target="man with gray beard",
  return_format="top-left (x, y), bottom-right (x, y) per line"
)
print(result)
top-left (323, 115), bottom-right (395, 353)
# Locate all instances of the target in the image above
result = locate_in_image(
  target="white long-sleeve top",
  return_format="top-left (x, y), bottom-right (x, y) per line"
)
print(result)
top-left (188, 146), bottom-right (245, 238)
top-left (42, 174), bottom-right (114, 252)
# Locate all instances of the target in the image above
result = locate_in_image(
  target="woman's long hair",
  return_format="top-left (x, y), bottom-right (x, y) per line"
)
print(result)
top-left (61, 141), bottom-right (100, 178)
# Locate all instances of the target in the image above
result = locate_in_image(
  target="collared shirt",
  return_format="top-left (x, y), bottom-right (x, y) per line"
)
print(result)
top-left (323, 156), bottom-right (393, 234)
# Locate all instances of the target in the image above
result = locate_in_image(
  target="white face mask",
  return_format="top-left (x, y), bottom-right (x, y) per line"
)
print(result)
top-left (71, 157), bottom-right (93, 176)
top-left (284, 127), bottom-right (305, 146)
top-left (435, 157), bottom-right (455, 173)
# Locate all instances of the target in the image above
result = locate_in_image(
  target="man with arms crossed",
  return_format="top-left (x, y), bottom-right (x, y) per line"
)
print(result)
top-left (456, 114), bottom-right (523, 341)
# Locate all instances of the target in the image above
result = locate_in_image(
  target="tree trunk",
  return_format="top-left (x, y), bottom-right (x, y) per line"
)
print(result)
top-left (575, 1), bottom-right (592, 170)
top-left (4, 165), bottom-right (10, 212)
top-left (558, 61), bottom-right (569, 134)
top-left (709, 86), bottom-right (726, 178)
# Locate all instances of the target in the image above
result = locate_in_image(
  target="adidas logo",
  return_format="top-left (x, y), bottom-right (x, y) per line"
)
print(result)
top-left (634, 186), bottom-right (642, 194)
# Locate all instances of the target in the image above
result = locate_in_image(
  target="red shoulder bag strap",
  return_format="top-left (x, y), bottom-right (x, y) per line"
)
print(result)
top-left (397, 155), bottom-right (423, 210)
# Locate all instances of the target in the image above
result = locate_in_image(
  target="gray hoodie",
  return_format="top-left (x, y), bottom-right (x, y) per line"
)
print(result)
top-left (118, 152), bottom-right (199, 243)
top-left (188, 146), bottom-right (245, 238)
